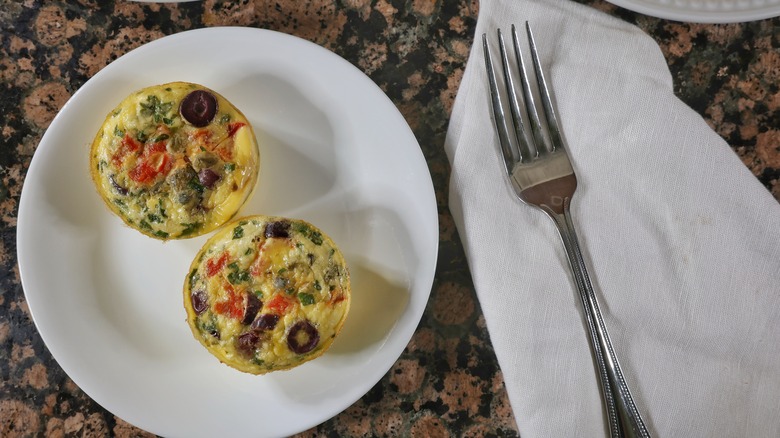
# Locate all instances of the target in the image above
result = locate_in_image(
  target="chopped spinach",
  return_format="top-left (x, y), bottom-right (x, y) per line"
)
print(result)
top-left (293, 223), bottom-right (323, 245)
top-left (140, 95), bottom-right (174, 123)
top-left (180, 222), bottom-right (202, 236)
top-left (227, 269), bottom-right (251, 285)
top-left (298, 293), bottom-right (315, 306)
top-left (188, 178), bottom-right (205, 194)
top-left (157, 199), bottom-right (167, 218)
top-left (189, 269), bottom-right (199, 289)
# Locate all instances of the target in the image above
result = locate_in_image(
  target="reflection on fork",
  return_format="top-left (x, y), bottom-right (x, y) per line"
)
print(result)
top-left (482, 22), bottom-right (652, 438)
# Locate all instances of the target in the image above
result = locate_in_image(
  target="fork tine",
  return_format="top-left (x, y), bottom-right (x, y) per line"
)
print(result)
top-left (482, 33), bottom-right (520, 176)
top-left (526, 22), bottom-right (564, 152)
top-left (512, 24), bottom-right (552, 156)
top-left (497, 29), bottom-right (533, 163)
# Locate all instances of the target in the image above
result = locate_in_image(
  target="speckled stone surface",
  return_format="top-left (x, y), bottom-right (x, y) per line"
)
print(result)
top-left (1, 1), bottom-right (778, 436)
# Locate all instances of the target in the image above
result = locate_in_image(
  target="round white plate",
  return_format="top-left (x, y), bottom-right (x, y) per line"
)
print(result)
top-left (606, 0), bottom-right (780, 22)
top-left (17, 27), bottom-right (438, 437)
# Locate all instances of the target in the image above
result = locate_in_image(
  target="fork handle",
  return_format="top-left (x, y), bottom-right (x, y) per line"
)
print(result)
top-left (546, 202), bottom-right (652, 438)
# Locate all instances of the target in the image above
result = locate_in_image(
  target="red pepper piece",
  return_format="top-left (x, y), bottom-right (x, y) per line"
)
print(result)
top-left (227, 122), bottom-right (246, 138)
top-left (206, 252), bottom-right (229, 277)
top-left (128, 141), bottom-right (172, 183)
top-left (214, 282), bottom-right (244, 319)
top-left (266, 293), bottom-right (294, 315)
top-left (111, 134), bottom-right (141, 167)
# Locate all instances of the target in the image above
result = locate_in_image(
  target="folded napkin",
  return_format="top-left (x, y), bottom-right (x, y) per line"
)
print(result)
top-left (445, 1), bottom-right (780, 436)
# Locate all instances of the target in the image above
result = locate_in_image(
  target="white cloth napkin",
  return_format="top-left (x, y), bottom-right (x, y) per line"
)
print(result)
top-left (445, 1), bottom-right (780, 436)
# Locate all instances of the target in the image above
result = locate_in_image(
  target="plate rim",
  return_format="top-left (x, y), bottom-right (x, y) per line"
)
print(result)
top-left (605, 0), bottom-right (780, 23)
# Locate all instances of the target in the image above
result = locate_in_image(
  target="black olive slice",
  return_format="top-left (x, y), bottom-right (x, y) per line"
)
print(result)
top-left (198, 168), bottom-right (221, 189)
top-left (287, 320), bottom-right (319, 354)
top-left (264, 221), bottom-right (291, 239)
top-left (251, 314), bottom-right (280, 331)
top-left (109, 175), bottom-right (128, 195)
top-left (241, 293), bottom-right (262, 325)
top-left (180, 90), bottom-right (217, 127)
top-left (236, 331), bottom-right (259, 357)
top-left (191, 290), bottom-right (208, 315)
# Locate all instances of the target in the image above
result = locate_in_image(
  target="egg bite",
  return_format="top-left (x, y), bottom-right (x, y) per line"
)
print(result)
top-left (89, 82), bottom-right (260, 240)
top-left (184, 215), bottom-right (351, 374)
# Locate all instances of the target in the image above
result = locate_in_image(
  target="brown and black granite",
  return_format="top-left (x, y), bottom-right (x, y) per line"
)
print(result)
top-left (0, 1), bottom-right (777, 436)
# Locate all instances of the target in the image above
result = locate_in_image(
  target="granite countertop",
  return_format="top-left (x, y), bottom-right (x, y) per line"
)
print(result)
top-left (1, 1), bottom-right (778, 436)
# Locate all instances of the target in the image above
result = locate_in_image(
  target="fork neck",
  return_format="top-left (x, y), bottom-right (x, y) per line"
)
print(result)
top-left (519, 174), bottom-right (577, 215)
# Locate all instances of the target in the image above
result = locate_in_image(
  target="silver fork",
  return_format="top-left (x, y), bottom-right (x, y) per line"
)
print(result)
top-left (483, 23), bottom-right (651, 438)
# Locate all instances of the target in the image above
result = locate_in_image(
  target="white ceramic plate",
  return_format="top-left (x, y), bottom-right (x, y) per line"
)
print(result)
top-left (17, 27), bottom-right (438, 437)
top-left (605, 0), bottom-right (780, 22)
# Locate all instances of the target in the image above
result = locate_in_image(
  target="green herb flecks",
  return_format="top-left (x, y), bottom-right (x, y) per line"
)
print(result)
top-left (227, 270), bottom-right (251, 285)
top-left (293, 223), bottom-right (323, 245)
top-left (298, 293), bottom-right (315, 306)
top-left (114, 125), bottom-right (124, 137)
top-left (151, 133), bottom-right (169, 143)
top-left (157, 199), bottom-right (168, 218)
top-left (140, 95), bottom-right (174, 124)
top-left (180, 222), bottom-right (202, 236)
top-left (154, 230), bottom-right (169, 239)
top-left (198, 316), bottom-right (220, 340)
top-left (189, 269), bottom-right (199, 289)
top-left (188, 178), bottom-right (205, 194)
top-left (226, 262), bottom-right (250, 284)
top-left (233, 226), bottom-right (244, 240)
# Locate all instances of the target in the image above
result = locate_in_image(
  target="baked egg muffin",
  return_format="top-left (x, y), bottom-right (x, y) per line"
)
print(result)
top-left (89, 82), bottom-right (260, 240)
top-left (184, 215), bottom-right (351, 374)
